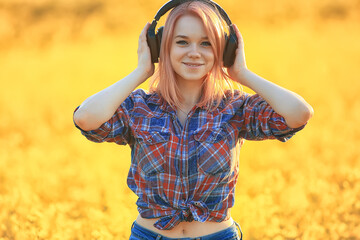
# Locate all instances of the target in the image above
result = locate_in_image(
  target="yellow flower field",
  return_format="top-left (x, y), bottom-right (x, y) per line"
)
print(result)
top-left (0, 0), bottom-right (359, 239)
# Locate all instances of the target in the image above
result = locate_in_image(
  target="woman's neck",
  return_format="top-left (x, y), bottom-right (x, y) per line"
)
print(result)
top-left (177, 79), bottom-right (203, 110)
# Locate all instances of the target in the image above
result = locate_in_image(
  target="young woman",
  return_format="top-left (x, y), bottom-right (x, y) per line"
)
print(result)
top-left (73, 1), bottom-right (313, 239)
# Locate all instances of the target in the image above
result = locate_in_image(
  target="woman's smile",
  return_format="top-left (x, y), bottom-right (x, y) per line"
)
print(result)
top-left (183, 62), bottom-right (205, 68)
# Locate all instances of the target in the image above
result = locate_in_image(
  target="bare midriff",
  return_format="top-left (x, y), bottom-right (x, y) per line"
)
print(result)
top-left (135, 214), bottom-right (234, 238)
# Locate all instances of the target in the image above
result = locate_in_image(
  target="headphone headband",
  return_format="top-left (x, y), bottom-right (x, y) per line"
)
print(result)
top-left (152, 0), bottom-right (232, 26)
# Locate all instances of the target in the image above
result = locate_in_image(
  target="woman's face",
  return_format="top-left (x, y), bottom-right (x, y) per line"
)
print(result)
top-left (170, 14), bottom-right (215, 84)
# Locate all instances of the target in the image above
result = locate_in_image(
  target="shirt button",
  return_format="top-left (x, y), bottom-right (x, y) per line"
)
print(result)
top-left (148, 139), bottom-right (152, 143)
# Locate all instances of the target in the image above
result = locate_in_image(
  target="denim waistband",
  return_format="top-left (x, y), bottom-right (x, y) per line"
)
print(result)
top-left (130, 220), bottom-right (243, 240)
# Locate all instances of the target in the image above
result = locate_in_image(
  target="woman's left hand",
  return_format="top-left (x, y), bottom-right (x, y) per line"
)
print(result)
top-left (226, 24), bottom-right (249, 85)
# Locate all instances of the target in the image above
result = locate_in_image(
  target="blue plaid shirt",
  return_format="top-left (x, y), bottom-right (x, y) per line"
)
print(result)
top-left (74, 89), bottom-right (305, 230)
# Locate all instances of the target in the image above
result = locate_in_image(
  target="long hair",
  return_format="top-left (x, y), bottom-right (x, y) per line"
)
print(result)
top-left (149, 1), bottom-right (240, 111)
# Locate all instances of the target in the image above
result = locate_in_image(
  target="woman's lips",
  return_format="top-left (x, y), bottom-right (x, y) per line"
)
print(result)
top-left (183, 62), bottom-right (204, 67)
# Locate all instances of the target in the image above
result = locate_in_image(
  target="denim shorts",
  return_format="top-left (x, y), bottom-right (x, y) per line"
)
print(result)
top-left (129, 220), bottom-right (243, 240)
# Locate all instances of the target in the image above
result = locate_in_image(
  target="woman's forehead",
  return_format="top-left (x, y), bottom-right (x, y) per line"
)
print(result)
top-left (173, 14), bottom-right (208, 38)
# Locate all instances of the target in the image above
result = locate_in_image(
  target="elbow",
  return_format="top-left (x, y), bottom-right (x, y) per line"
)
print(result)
top-left (287, 103), bottom-right (314, 128)
top-left (74, 108), bottom-right (95, 131)
top-left (300, 104), bottom-right (314, 125)
top-left (307, 104), bottom-right (314, 120)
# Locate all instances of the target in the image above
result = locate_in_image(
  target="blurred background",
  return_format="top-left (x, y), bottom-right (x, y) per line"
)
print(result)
top-left (0, 0), bottom-right (359, 239)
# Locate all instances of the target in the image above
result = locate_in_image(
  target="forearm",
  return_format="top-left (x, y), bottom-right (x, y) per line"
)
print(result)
top-left (238, 69), bottom-right (314, 128)
top-left (74, 68), bottom-right (147, 131)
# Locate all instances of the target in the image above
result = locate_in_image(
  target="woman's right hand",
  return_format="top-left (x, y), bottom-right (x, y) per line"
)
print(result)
top-left (136, 22), bottom-right (155, 81)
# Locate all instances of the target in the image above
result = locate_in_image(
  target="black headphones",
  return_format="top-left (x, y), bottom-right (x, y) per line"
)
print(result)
top-left (146, 0), bottom-right (238, 67)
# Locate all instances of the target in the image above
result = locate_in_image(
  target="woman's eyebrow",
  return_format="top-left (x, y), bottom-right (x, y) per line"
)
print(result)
top-left (175, 35), bottom-right (209, 39)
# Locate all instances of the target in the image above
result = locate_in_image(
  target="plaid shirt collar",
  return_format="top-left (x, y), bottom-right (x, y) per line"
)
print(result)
top-left (147, 90), bottom-right (232, 115)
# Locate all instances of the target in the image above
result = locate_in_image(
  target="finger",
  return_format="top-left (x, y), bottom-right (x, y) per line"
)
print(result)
top-left (138, 23), bottom-right (147, 48)
top-left (231, 24), bottom-right (247, 67)
top-left (140, 22), bottom-right (151, 41)
top-left (138, 23), bottom-right (152, 58)
top-left (232, 24), bottom-right (244, 44)
top-left (138, 23), bottom-right (150, 52)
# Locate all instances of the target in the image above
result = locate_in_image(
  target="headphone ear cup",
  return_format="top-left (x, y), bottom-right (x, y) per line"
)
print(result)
top-left (156, 26), bottom-right (164, 61)
top-left (223, 27), bottom-right (238, 67)
top-left (147, 27), bottom-right (159, 63)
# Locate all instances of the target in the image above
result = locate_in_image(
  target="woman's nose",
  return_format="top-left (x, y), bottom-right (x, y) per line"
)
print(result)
top-left (188, 44), bottom-right (201, 58)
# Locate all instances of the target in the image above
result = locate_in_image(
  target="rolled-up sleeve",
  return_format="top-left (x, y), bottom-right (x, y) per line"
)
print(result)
top-left (73, 95), bottom-right (134, 145)
top-left (238, 94), bottom-right (306, 142)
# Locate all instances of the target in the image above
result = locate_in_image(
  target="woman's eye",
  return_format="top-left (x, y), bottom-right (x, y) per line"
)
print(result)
top-left (176, 40), bottom-right (188, 45)
top-left (201, 41), bottom-right (211, 47)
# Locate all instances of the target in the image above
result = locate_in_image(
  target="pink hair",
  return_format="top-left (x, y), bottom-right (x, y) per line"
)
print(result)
top-left (149, 1), bottom-right (241, 111)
